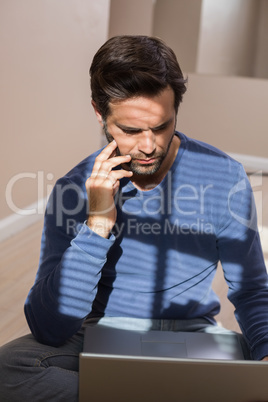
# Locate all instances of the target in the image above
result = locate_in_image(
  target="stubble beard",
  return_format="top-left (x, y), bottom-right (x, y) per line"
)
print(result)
top-left (103, 121), bottom-right (174, 176)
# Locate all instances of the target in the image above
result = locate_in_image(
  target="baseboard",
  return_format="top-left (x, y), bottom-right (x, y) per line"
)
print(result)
top-left (0, 198), bottom-right (46, 243)
top-left (1, 153), bottom-right (268, 243)
top-left (228, 153), bottom-right (268, 174)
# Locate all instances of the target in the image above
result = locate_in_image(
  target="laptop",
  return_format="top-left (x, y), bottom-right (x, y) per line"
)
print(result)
top-left (79, 326), bottom-right (268, 402)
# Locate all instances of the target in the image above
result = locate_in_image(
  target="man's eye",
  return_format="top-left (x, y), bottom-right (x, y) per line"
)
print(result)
top-left (153, 126), bottom-right (167, 133)
top-left (123, 129), bottom-right (140, 135)
top-left (122, 126), bottom-right (167, 135)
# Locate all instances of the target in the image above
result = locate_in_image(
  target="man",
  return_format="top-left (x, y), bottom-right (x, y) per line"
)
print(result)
top-left (1, 35), bottom-right (268, 401)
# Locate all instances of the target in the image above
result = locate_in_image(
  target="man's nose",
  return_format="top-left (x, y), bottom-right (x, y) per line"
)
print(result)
top-left (138, 130), bottom-right (156, 155)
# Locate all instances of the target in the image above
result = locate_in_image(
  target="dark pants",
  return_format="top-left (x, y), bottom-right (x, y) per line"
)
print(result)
top-left (0, 330), bottom-right (84, 402)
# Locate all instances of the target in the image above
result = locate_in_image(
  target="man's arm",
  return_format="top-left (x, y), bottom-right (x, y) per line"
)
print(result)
top-left (24, 141), bottom-right (132, 346)
top-left (217, 164), bottom-right (268, 360)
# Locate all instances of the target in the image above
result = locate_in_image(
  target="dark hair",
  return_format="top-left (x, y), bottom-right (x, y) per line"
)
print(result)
top-left (90, 35), bottom-right (187, 120)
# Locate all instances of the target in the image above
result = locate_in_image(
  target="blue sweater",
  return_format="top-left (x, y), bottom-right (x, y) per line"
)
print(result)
top-left (25, 132), bottom-right (268, 360)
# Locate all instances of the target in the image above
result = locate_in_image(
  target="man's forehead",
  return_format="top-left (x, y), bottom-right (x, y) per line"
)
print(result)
top-left (107, 87), bottom-right (175, 123)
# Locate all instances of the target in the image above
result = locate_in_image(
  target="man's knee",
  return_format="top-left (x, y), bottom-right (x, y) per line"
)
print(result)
top-left (0, 334), bottom-right (80, 402)
top-left (0, 338), bottom-right (22, 372)
top-left (0, 338), bottom-right (26, 401)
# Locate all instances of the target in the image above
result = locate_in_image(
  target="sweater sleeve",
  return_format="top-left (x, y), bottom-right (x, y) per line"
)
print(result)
top-left (216, 165), bottom-right (268, 360)
top-left (24, 176), bottom-right (115, 346)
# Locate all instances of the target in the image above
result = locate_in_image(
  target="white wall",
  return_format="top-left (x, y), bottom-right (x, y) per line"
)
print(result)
top-left (196, 0), bottom-right (259, 76)
top-left (0, 0), bottom-right (110, 220)
top-left (153, 0), bottom-right (202, 73)
top-left (109, 0), bottom-right (154, 37)
top-left (178, 73), bottom-right (268, 159)
top-left (254, 0), bottom-right (268, 78)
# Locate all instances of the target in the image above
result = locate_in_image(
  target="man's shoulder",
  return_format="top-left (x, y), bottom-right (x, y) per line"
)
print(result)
top-left (179, 132), bottom-right (242, 170)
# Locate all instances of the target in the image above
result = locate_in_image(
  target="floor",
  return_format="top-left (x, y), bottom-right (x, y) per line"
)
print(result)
top-left (0, 176), bottom-right (267, 346)
top-left (0, 220), bottom-right (43, 346)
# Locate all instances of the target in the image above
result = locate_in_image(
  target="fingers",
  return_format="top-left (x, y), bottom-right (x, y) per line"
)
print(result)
top-left (90, 168), bottom-right (132, 187)
top-left (92, 140), bottom-right (120, 174)
top-left (95, 154), bottom-right (132, 174)
top-left (97, 139), bottom-right (118, 161)
top-left (90, 140), bottom-right (133, 186)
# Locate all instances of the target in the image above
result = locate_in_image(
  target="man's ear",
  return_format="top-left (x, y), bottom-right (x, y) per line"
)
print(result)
top-left (91, 101), bottom-right (103, 126)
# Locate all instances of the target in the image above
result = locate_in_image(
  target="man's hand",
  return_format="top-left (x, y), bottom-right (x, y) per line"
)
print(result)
top-left (86, 140), bottom-right (133, 238)
top-left (261, 356), bottom-right (268, 362)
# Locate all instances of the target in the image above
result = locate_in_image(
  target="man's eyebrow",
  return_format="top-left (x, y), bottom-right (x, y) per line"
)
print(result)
top-left (116, 118), bottom-right (173, 132)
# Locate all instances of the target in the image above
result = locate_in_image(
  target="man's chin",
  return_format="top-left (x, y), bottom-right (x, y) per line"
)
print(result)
top-left (124, 160), bottom-right (162, 176)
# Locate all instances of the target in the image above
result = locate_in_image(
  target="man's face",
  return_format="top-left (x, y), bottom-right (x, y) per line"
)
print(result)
top-left (101, 86), bottom-right (177, 176)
